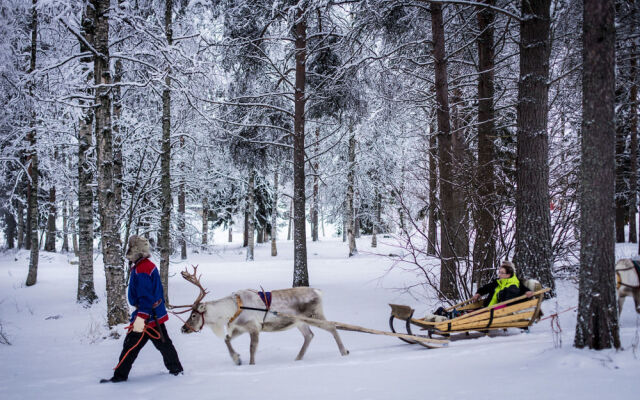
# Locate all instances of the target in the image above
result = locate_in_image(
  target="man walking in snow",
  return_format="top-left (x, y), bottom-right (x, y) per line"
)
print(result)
top-left (101, 235), bottom-right (183, 383)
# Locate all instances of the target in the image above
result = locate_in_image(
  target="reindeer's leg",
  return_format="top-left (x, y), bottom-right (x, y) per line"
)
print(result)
top-left (295, 324), bottom-right (314, 361)
top-left (618, 288), bottom-right (625, 315)
top-left (303, 314), bottom-right (349, 357)
top-left (248, 330), bottom-right (259, 365)
top-left (224, 329), bottom-right (243, 365)
top-left (327, 325), bottom-right (349, 356)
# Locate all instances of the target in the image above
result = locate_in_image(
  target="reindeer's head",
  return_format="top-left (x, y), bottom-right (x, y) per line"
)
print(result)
top-left (168, 265), bottom-right (209, 334)
top-left (181, 302), bottom-right (208, 333)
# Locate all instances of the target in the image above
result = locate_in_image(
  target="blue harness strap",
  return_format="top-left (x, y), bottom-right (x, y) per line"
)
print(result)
top-left (258, 290), bottom-right (272, 309)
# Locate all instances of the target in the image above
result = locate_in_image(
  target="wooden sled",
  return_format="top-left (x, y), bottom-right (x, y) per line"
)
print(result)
top-left (389, 288), bottom-right (550, 345)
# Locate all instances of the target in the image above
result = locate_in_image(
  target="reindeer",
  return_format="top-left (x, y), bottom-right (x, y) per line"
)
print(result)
top-left (173, 266), bottom-right (349, 365)
top-left (615, 258), bottom-right (640, 315)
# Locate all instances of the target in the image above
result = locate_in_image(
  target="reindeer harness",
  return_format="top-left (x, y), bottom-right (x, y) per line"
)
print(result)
top-left (230, 289), bottom-right (274, 328)
top-left (616, 260), bottom-right (640, 290)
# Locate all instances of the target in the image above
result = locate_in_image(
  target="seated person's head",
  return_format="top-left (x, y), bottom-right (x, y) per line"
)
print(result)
top-left (499, 261), bottom-right (515, 278)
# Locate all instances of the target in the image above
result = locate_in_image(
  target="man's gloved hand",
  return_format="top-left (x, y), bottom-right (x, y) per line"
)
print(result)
top-left (132, 316), bottom-right (145, 333)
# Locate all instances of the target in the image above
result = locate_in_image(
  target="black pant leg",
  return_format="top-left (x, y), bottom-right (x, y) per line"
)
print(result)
top-left (149, 324), bottom-right (183, 374)
top-left (113, 331), bottom-right (150, 380)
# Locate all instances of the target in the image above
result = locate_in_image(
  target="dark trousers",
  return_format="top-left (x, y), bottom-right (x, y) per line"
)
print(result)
top-left (113, 324), bottom-right (183, 380)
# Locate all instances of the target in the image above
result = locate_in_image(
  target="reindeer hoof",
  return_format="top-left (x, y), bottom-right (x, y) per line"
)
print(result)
top-left (232, 355), bottom-right (241, 366)
top-left (343, 350), bottom-right (350, 356)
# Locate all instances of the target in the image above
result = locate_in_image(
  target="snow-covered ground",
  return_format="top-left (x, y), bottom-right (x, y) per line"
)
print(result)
top-left (1, 234), bottom-right (639, 400)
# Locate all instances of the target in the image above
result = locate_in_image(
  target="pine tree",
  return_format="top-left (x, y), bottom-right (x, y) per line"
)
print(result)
top-left (514, 0), bottom-right (555, 295)
top-left (575, 0), bottom-right (620, 350)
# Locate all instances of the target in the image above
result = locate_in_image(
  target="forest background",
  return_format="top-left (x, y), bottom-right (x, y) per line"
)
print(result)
top-left (0, 0), bottom-right (631, 350)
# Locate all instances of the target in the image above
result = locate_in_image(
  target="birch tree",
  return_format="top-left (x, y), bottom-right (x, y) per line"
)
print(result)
top-left (159, 0), bottom-right (173, 300)
top-left (25, 0), bottom-right (39, 287)
top-left (92, 0), bottom-right (128, 326)
top-left (77, 2), bottom-right (97, 305)
top-left (292, 2), bottom-right (309, 286)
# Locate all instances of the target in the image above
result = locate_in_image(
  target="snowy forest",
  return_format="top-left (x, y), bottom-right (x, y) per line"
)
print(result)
top-left (0, 0), bottom-right (636, 388)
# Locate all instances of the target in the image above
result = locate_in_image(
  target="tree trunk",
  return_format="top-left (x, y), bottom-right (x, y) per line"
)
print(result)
top-left (514, 0), bottom-right (555, 296)
top-left (16, 200), bottom-right (24, 249)
top-left (159, 0), bottom-right (173, 303)
top-left (179, 180), bottom-right (186, 259)
top-left (342, 216), bottom-right (347, 242)
top-left (73, 65), bottom-right (94, 259)
top-left (286, 198), bottom-right (292, 241)
top-left (473, 0), bottom-right (498, 286)
top-left (246, 169), bottom-right (255, 261)
top-left (630, 40), bottom-right (638, 244)
top-left (311, 128), bottom-right (320, 242)
top-left (93, 0), bottom-right (128, 325)
top-left (202, 197), bottom-right (209, 247)
top-left (292, 5), bottom-right (309, 287)
top-left (2, 209), bottom-right (16, 249)
top-left (575, 0), bottom-right (620, 350)
top-left (257, 228), bottom-right (264, 244)
top-left (72, 205), bottom-right (79, 256)
top-left (44, 183), bottom-right (56, 252)
top-left (77, 88), bottom-right (96, 303)
top-left (451, 88), bottom-right (469, 258)
top-left (431, 3), bottom-right (461, 300)
top-left (113, 54), bottom-right (124, 250)
top-left (25, 0), bottom-right (39, 287)
top-left (427, 130), bottom-right (438, 255)
top-left (321, 205), bottom-right (325, 237)
top-left (271, 168), bottom-right (278, 256)
top-left (228, 227), bottom-right (232, 243)
top-left (615, 111), bottom-right (628, 242)
top-left (62, 199), bottom-right (69, 252)
top-left (243, 209), bottom-right (249, 247)
top-left (179, 135), bottom-right (186, 259)
top-left (25, 201), bottom-right (31, 251)
top-left (346, 126), bottom-right (358, 257)
top-left (372, 188), bottom-right (379, 248)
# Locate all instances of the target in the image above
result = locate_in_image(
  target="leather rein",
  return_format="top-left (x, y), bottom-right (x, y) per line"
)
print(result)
top-left (168, 304), bottom-right (206, 333)
top-left (170, 291), bottom-right (275, 333)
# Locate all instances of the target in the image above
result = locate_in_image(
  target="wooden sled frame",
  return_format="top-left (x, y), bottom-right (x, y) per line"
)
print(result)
top-left (389, 288), bottom-right (550, 344)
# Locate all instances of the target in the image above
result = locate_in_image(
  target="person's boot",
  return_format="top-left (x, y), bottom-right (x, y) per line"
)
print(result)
top-left (100, 376), bottom-right (127, 383)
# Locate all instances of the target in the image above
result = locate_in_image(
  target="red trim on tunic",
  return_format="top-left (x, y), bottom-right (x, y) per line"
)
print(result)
top-left (146, 314), bottom-right (168, 328)
top-left (134, 258), bottom-right (157, 276)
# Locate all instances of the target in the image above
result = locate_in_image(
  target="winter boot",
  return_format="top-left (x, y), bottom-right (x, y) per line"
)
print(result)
top-left (100, 376), bottom-right (127, 383)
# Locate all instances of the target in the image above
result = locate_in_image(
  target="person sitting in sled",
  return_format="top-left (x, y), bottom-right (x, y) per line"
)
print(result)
top-left (427, 261), bottom-right (535, 321)
top-left (470, 260), bottom-right (534, 307)
top-left (100, 235), bottom-right (183, 383)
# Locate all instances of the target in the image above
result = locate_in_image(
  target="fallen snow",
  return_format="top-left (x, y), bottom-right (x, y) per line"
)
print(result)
top-left (1, 234), bottom-right (639, 400)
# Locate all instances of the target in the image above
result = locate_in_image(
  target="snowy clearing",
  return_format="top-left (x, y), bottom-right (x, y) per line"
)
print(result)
top-left (1, 236), bottom-right (639, 400)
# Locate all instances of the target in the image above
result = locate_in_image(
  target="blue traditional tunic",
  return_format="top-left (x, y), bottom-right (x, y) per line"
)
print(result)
top-left (128, 258), bottom-right (168, 328)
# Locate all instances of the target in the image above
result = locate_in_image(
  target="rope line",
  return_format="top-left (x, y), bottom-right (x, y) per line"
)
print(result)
top-left (113, 325), bottom-right (161, 371)
top-left (539, 306), bottom-right (577, 322)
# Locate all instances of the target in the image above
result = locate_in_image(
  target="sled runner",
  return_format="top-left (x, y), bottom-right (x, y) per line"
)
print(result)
top-left (388, 287), bottom-right (550, 346)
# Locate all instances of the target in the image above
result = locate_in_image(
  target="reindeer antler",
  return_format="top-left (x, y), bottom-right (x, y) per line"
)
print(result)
top-left (167, 265), bottom-right (209, 312)
top-left (181, 265), bottom-right (209, 308)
